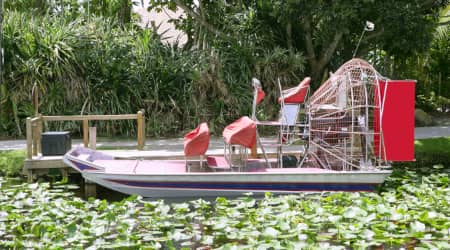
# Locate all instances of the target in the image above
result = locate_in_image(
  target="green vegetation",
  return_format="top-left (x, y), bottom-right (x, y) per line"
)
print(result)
top-left (0, 137), bottom-right (448, 248)
top-left (0, 170), bottom-right (449, 249)
top-left (151, 0), bottom-right (449, 92)
top-left (0, 150), bottom-right (25, 177)
top-left (1, 1), bottom-right (448, 138)
top-left (393, 136), bottom-right (450, 173)
top-left (0, 9), bottom-right (304, 138)
top-left (415, 109), bottom-right (434, 127)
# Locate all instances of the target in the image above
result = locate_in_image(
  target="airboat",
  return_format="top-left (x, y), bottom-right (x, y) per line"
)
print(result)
top-left (63, 59), bottom-right (415, 198)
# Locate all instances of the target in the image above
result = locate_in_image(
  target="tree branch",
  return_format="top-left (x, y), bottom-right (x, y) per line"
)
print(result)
top-left (420, 0), bottom-right (437, 9)
top-left (301, 18), bottom-right (317, 67)
top-left (286, 21), bottom-right (293, 51)
top-left (173, 0), bottom-right (229, 39)
top-left (317, 30), bottom-right (343, 69)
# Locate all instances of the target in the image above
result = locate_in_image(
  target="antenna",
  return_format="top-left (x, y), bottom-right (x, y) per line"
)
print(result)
top-left (353, 21), bottom-right (375, 58)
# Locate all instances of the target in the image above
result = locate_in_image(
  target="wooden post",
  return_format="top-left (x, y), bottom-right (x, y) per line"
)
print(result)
top-left (141, 111), bottom-right (145, 147)
top-left (251, 144), bottom-right (257, 158)
top-left (137, 110), bottom-right (144, 150)
top-left (84, 179), bottom-right (97, 198)
top-left (89, 127), bottom-right (96, 150)
top-left (27, 170), bottom-right (34, 183)
top-left (83, 119), bottom-right (89, 147)
top-left (32, 121), bottom-right (38, 156)
top-left (60, 169), bottom-right (68, 183)
top-left (32, 83), bottom-right (39, 116)
top-left (37, 114), bottom-right (43, 155)
top-left (26, 117), bottom-right (32, 159)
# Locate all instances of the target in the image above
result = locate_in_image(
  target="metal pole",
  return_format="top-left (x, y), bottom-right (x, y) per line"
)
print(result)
top-left (352, 30), bottom-right (366, 58)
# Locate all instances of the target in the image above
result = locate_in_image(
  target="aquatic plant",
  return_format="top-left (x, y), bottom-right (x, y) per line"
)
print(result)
top-left (0, 171), bottom-right (449, 249)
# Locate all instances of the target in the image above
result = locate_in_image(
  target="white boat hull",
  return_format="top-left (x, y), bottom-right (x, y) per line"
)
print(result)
top-left (81, 170), bottom-right (391, 198)
top-left (64, 147), bottom-right (392, 198)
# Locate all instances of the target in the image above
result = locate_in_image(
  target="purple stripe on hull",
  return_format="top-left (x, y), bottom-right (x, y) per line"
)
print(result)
top-left (70, 160), bottom-right (99, 171)
top-left (107, 179), bottom-right (378, 192)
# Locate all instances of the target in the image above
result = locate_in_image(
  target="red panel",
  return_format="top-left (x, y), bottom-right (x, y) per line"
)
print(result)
top-left (375, 80), bottom-right (415, 161)
top-left (256, 89), bottom-right (265, 105)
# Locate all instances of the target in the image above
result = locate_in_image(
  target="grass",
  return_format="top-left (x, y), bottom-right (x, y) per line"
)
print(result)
top-left (0, 150), bottom-right (26, 177)
top-left (414, 136), bottom-right (450, 154)
top-left (393, 136), bottom-right (450, 173)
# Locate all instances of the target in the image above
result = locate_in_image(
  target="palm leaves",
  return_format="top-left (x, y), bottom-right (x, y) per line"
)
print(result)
top-left (1, 5), bottom-right (307, 137)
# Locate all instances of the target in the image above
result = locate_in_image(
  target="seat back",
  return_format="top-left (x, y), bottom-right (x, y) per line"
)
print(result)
top-left (223, 116), bottom-right (256, 148)
top-left (251, 78), bottom-right (265, 120)
top-left (280, 104), bottom-right (300, 126)
top-left (183, 122), bottom-right (210, 156)
top-left (278, 77), bottom-right (311, 104)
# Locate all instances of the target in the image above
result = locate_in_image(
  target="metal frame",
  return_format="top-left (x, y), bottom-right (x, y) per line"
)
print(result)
top-left (305, 59), bottom-right (389, 170)
top-left (251, 78), bottom-right (311, 168)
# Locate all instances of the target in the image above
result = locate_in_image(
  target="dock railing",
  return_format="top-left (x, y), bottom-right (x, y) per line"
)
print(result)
top-left (25, 111), bottom-right (145, 159)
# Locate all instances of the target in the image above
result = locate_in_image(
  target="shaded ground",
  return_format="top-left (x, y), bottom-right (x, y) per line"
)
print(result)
top-left (432, 113), bottom-right (450, 126)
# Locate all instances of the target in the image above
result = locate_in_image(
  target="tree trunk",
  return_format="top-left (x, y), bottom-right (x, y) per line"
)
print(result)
top-left (286, 21), bottom-right (293, 52)
top-left (302, 17), bottom-right (344, 88)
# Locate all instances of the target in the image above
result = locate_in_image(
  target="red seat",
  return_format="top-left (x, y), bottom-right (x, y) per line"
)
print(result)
top-left (278, 77), bottom-right (311, 104)
top-left (256, 88), bottom-right (265, 105)
top-left (223, 116), bottom-right (256, 148)
top-left (184, 122), bottom-right (210, 157)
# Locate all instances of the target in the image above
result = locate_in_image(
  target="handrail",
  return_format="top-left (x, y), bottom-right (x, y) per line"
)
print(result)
top-left (25, 111), bottom-right (145, 159)
top-left (42, 114), bottom-right (138, 121)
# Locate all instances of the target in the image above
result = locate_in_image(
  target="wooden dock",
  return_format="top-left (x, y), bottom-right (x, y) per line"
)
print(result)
top-left (23, 111), bottom-right (147, 198)
top-left (23, 156), bottom-right (72, 182)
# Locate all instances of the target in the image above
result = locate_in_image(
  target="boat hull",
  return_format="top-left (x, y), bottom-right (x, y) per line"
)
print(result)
top-left (64, 147), bottom-right (392, 198)
top-left (81, 170), bottom-right (391, 198)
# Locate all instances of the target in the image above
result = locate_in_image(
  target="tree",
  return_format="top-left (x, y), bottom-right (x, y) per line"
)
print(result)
top-left (148, 0), bottom-right (447, 86)
top-left (4, 0), bottom-right (134, 24)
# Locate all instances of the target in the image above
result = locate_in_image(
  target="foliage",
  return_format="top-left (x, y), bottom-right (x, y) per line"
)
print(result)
top-left (1, 1), bottom-right (447, 138)
top-left (417, 92), bottom-right (450, 113)
top-left (0, 150), bottom-right (25, 177)
top-left (0, 170), bottom-right (449, 249)
top-left (149, 0), bottom-right (446, 87)
top-left (1, 8), bottom-right (306, 138)
top-left (1, 11), bottom-right (207, 137)
top-left (385, 6), bottom-right (450, 111)
top-left (4, 0), bottom-right (135, 24)
top-left (393, 137), bottom-right (450, 173)
top-left (2, 11), bottom-right (87, 136)
top-left (415, 108), bottom-right (434, 127)
top-left (0, 137), bottom-right (449, 248)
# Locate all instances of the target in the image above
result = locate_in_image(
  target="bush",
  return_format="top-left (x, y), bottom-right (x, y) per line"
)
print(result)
top-left (414, 108), bottom-right (433, 126)
top-left (1, 11), bottom-right (306, 138)
top-left (0, 150), bottom-right (26, 177)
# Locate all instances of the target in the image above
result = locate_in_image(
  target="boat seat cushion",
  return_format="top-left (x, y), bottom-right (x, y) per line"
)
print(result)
top-left (183, 122), bottom-right (210, 157)
top-left (222, 116), bottom-right (256, 148)
top-left (278, 77), bottom-right (310, 104)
